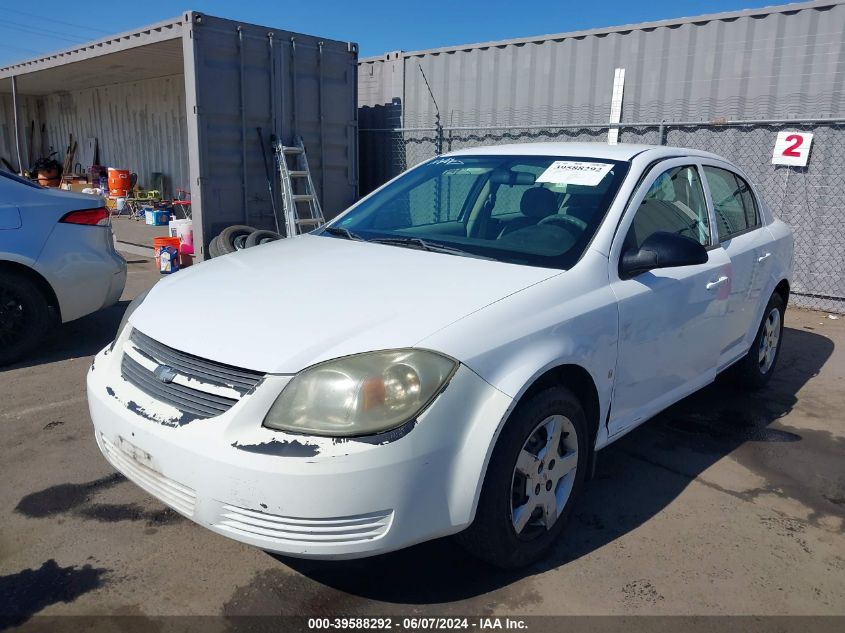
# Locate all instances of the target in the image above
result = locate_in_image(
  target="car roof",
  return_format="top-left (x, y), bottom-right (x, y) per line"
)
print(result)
top-left (445, 142), bottom-right (726, 162)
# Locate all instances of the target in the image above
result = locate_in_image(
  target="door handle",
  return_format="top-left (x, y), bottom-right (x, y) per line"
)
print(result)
top-left (757, 252), bottom-right (771, 262)
top-left (706, 276), bottom-right (729, 290)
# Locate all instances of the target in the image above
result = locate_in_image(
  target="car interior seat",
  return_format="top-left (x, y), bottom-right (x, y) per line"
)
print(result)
top-left (498, 187), bottom-right (558, 237)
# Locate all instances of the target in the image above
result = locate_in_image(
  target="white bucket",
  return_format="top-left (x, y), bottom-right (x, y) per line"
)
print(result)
top-left (168, 218), bottom-right (194, 252)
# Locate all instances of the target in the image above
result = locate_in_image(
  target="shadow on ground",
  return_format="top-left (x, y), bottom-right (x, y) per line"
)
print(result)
top-left (0, 559), bottom-right (109, 628)
top-left (1, 300), bottom-right (129, 372)
top-left (258, 326), bottom-right (838, 609)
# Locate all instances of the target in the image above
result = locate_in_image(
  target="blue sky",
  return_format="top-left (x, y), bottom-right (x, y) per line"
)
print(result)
top-left (0, 0), bottom-right (783, 65)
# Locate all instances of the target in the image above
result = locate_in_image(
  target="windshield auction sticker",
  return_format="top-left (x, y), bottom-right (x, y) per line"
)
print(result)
top-left (536, 161), bottom-right (613, 186)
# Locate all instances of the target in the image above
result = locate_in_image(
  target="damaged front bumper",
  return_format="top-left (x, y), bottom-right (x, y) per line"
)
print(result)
top-left (86, 337), bottom-right (513, 559)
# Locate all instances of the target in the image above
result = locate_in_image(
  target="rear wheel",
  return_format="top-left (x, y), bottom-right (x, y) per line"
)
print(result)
top-left (457, 387), bottom-right (588, 568)
top-left (729, 292), bottom-right (785, 389)
top-left (0, 272), bottom-right (51, 366)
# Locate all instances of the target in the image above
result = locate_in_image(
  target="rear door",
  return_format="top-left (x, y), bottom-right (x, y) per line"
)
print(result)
top-left (608, 159), bottom-right (730, 436)
top-left (699, 162), bottom-right (770, 368)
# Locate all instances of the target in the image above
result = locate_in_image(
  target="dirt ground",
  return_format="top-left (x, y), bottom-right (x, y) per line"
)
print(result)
top-left (1, 255), bottom-right (843, 625)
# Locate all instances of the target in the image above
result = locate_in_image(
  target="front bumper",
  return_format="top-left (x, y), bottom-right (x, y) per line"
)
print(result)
top-left (87, 340), bottom-right (512, 559)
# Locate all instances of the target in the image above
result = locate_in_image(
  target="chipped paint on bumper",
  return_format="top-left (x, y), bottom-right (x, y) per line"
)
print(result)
top-left (86, 341), bottom-right (513, 559)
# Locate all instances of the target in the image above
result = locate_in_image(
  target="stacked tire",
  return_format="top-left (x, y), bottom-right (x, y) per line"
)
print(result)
top-left (207, 225), bottom-right (283, 258)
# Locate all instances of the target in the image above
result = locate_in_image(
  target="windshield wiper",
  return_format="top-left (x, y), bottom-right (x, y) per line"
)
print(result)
top-left (323, 226), bottom-right (365, 241)
top-left (369, 236), bottom-right (494, 260)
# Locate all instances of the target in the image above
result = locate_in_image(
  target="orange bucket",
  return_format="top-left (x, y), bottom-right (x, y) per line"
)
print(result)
top-left (153, 236), bottom-right (181, 270)
top-left (108, 168), bottom-right (131, 197)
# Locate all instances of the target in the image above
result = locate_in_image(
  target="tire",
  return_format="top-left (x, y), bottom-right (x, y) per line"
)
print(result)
top-left (207, 235), bottom-right (224, 259)
top-left (457, 387), bottom-right (589, 568)
top-left (244, 230), bottom-right (282, 248)
top-left (728, 292), bottom-right (786, 390)
top-left (217, 225), bottom-right (258, 254)
top-left (0, 272), bottom-right (52, 366)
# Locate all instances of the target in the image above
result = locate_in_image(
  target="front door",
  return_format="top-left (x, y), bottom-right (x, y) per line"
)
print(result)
top-left (608, 160), bottom-right (731, 436)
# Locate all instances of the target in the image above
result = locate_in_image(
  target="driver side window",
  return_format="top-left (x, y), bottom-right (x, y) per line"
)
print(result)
top-left (625, 165), bottom-right (711, 250)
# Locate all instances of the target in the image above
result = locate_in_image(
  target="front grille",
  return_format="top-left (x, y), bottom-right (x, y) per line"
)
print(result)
top-left (100, 434), bottom-right (197, 517)
top-left (120, 329), bottom-right (265, 420)
top-left (214, 505), bottom-right (393, 545)
top-left (121, 354), bottom-right (238, 418)
top-left (130, 329), bottom-right (263, 395)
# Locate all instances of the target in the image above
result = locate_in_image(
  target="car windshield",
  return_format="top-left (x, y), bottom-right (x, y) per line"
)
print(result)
top-left (322, 155), bottom-right (629, 269)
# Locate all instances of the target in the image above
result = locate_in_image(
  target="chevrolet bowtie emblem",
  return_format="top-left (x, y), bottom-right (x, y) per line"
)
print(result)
top-left (154, 365), bottom-right (178, 384)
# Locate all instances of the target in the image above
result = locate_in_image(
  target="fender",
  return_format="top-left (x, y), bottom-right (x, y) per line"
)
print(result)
top-left (0, 254), bottom-right (63, 320)
top-left (420, 251), bottom-right (619, 524)
top-left (0, 251), bottom-right (37, 268)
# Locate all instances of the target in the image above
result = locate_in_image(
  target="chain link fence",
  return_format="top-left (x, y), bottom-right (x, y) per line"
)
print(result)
top-left (359, 119), bottom-right (845, 313)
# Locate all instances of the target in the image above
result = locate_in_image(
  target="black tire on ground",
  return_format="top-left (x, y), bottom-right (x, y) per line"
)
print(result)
top-left (207, 235), bottom-right (224, 259)
top-left (244, 230), bottom-right (282, 248)
top-left (0, 272), bottom-right (52, 366)
top-left (217, 225), bottom-right (258, 254)
top-left (456, 386), bottom-right (589, 568)
top-left (727, 292), bottom-right (786, 390)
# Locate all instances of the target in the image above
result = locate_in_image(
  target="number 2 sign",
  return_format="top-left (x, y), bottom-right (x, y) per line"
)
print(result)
top-left (772, 131), bottom-right (814, 167)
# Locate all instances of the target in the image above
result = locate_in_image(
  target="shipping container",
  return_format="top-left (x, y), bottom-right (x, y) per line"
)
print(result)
top-left (358, 0), bottom-right (845, 127)
top-left (0, 12), bottom-right (359, 258)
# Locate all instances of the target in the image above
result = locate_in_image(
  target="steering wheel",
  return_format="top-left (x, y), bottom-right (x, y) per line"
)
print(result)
top-left (538, 214), bottom-right (588, 232)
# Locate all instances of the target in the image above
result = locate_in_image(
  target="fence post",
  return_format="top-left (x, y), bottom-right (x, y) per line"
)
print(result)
top-left (435, 121), bottom-right (444, 156)
top-left (658, 120), bottom-right (666, 145)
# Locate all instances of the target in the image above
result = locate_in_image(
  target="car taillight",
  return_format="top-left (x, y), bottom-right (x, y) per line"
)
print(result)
top-left (60, 207), bottom-right (110, 226)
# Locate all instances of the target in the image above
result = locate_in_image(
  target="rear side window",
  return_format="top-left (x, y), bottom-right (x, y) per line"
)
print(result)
top-left (703, 166), bottom-right (759, 240)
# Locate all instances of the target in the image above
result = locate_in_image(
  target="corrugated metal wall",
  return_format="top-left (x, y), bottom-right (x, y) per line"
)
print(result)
top-left (0, 92), bottom-right (40, 171)
top-left (358, 51), bottom-right (403, 126)
top-left (358, 53), bottom-right (403, 194)
top-left (43, 75), bottom-right (189, 193)
top-left (0, 76), bottom-right (189, 193)
top-left (360, 1), bottom-right (845, 127)
top-left (186, 13), bottom-right (358, 245)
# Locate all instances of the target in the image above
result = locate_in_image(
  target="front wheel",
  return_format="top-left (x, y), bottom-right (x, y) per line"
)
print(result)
top-left (457, 387), bottom-right (589, 568)
top-left (729, 292), bottom-right (786, 389)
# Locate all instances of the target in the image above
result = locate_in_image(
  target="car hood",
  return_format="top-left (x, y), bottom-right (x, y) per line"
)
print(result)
top-left (130, 234), bottom-right (558, 373)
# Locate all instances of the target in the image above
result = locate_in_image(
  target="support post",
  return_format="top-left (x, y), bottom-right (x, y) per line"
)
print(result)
top-left (11, 75), bottom-right (24, 174)
top-left (237, 26), bottom-right (249, 226)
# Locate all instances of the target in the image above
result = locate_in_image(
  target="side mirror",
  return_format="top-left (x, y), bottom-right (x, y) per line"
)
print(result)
top-left (620, 231), bottom-right (708, 279)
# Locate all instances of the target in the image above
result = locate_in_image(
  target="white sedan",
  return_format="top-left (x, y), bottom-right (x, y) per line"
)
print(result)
top-left (87, 143), bottom-right (792, 567)
top-left (0, 171), bottom-right (126, 365)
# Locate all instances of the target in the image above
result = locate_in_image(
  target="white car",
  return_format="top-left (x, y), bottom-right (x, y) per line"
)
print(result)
top-left (1, 171), bottom-right (126, 365)
top-left (87, 143), bottom-right (792, 567)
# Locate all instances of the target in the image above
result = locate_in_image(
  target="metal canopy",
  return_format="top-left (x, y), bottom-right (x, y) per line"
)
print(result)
top-left (0, 39), bottom-right (185, 95)
top-left (0, 15), bottom-right (184, 99)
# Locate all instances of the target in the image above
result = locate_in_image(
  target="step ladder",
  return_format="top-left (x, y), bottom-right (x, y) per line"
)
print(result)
top-left (274, 136), bottom-right (325, 237)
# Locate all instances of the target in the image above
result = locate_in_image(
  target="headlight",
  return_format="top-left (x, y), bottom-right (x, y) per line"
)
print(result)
top-left (110, 288), bottom-right (150, 350)
top-left (263, 349), bottom-right (457, 437)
